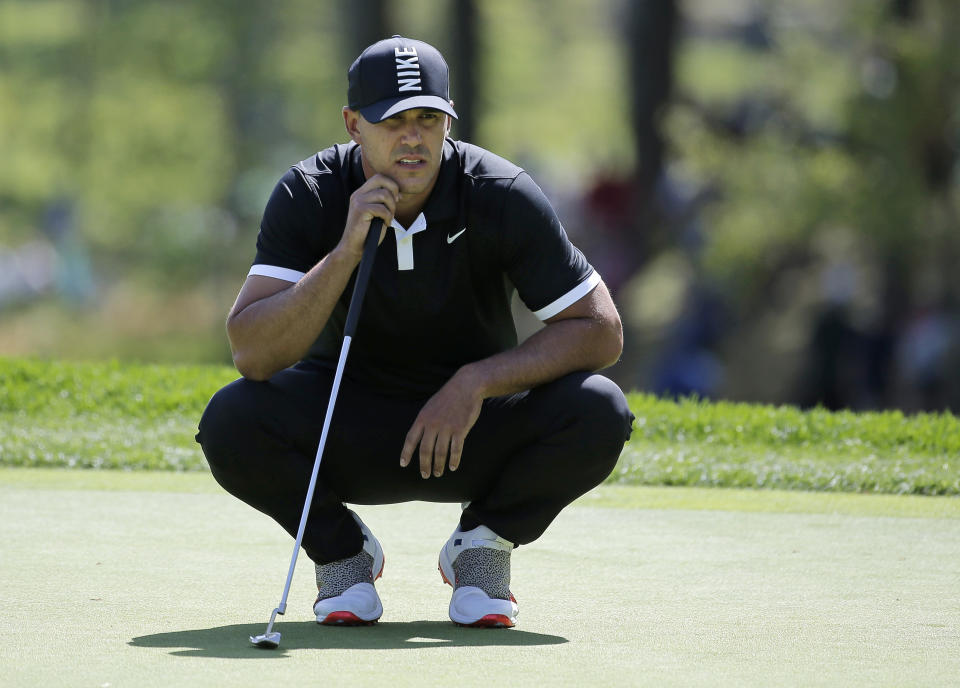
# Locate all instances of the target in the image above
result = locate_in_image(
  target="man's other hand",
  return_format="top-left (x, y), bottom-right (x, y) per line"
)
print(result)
top-left (400, 370), bottom-right (483, 479)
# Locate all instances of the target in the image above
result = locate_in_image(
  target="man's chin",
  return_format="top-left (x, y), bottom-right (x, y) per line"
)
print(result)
top-left (387, 165), bottom-right (441, 203)
top-left (397, 177), bottom-right (434, 199)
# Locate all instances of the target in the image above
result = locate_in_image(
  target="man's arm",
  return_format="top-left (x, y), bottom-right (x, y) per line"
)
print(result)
top-left (226, 250), bottom-right (362, 381)
top-left (399, 279), bottom-right (623, 478)
top-left (226, 175), bottom-right (398, 381)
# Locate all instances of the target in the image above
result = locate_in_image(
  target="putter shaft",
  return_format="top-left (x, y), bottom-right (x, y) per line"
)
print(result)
top-left (250, 219), bottom-right (382, 648)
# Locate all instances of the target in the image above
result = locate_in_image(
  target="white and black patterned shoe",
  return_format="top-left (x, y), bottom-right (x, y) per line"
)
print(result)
top-left (438, 524), bottom-right (518, 628)
top-left (313, 510), bottom-right (384, 625)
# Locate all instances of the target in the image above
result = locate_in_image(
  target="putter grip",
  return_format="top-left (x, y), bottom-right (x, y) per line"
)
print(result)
top-left (343, 218), bottom-right (383, 338)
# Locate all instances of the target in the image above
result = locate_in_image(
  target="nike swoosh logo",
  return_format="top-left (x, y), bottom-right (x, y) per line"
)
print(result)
top-left (447, 228), bottom-right (467, 244)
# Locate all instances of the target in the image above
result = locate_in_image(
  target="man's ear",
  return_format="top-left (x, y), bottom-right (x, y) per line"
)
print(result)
top-left (343, 107), bottom-right (362, 143)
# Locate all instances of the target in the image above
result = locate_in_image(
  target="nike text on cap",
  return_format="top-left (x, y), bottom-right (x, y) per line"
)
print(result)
top-left (348, 35), bottom-right (458, 123)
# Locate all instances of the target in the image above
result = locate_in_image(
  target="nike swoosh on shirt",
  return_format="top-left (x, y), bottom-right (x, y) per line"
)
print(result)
top-left (447, 228), bottom-right (467, 244)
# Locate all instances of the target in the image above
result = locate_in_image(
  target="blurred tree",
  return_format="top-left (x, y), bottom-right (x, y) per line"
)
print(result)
top-left (840, 0), bottom-right (960, 410)
top-left (665, 0), bottom-right (960, 409)
top-left (449, 0), bottom-right (477, 142)
top-left (623, 0), bottom-right (679, 271)
top-left (628, 0), bottom-right (677, 193)
top-left (214, 0), bottom-right (276, 213)
top-left (340, 0), bottom-right (388, 65)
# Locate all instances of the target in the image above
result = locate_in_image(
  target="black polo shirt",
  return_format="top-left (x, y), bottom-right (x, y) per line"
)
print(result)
top-left (250, 138), bottom-right (599, 397)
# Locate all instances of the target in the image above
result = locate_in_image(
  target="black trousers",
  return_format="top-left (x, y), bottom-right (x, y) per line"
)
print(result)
top-left (196, 363), bottom-right (634, 564)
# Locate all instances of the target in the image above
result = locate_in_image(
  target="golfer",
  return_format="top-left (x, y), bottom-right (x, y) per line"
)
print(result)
top-left (197, 35), bottom-right (634, 628)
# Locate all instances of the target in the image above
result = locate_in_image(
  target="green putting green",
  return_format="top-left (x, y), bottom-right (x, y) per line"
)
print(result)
top-left (1, 469), bottom-right (957, 687)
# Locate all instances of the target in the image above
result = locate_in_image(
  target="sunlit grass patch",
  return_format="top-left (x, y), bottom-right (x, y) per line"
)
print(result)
top-left (621, 393), bottom-right (960, 495)
top-left (0, 358), bottom-right (234, 471)
top-left (1, 359), bottom-right (958, 495)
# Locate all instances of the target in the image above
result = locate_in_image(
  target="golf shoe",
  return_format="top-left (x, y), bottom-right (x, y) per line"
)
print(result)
top-left (438, 524), bottom-right (518, 628)
top-left (314, 510), bottom-right (384, 625)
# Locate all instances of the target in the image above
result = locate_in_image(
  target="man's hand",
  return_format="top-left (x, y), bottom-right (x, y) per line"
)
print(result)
top-left (400, 370), bottom-right (484, 479)
top-left (398, 280), bottom-right (623, 479)
top-left (340, 174), bottom-right (398, 261)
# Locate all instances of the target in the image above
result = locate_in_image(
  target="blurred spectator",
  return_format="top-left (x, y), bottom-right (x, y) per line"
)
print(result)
top-left (796, 258), bottom-right (893, 412)
top-left (896, 305), bottom-right (957, 412)
top-left (0, 239), bottom-right (58, 306)
top-left (0, 200), bottom-right (94, 309)
top-left (650, 284), bottom-right (726, 398)
top-left (798, 302), bottom-right (869, 411)
top-left (577, 173), bottom-right (640, 296)
top-left (43, 200), bottom-right (95, 306)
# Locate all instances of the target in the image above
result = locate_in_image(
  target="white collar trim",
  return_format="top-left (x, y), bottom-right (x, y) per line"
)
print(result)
top-left (390, 213), bottom-right (428, 271)
top-left (391, 213), bottom-right (428, 240)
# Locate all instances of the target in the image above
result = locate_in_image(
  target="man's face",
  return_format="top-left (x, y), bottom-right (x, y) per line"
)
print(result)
top-left (345, 107), bottom-right (450, 205)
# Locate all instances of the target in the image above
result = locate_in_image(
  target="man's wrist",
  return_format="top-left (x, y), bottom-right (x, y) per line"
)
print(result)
top-left (453, 363), bottom-right (489, 402)
top-left (327, 242), bottom-right (364, 270)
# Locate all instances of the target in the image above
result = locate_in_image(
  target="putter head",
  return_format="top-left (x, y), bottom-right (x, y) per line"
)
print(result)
top-left (249, 631), bottom-right (281, 649)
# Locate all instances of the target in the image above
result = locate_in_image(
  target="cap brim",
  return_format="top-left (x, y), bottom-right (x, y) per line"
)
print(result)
top-left (359, 95), bottom-right (458, 123)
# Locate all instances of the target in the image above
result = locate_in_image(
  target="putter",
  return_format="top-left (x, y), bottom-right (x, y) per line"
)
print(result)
top-left (250, 218), bottom-right (383, 649)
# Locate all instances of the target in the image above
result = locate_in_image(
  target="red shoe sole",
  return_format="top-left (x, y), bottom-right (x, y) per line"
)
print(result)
top-left (318, 611), bottom-right (378, 626)
top-left (458, 614), bottom-right (514, 629)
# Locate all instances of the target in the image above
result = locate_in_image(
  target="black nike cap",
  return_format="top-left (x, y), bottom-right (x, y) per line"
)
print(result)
top-left (347, 35), bottom-right (458, 123)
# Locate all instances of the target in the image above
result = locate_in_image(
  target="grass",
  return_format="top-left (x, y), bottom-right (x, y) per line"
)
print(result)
top-left (618, 394), bottom-right (960, 494)
top-left (1, 357), bottom-right (958, 495)
top-left (0, 357), bottom-right (235, 471)
top-left (1, 473), bottom-right (959, 687)
top-left (2, 467), bottom-right (958, 519)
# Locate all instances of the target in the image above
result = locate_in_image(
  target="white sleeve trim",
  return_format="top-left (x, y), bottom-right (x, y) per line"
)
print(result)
top-left (248, 264), bottom-right (306, 283)
top-left (532, 271), bottom-right (601, 320)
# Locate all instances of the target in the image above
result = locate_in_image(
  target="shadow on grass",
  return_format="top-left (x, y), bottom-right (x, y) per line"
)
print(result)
top-left (130, 620), bottom-right (568, 658)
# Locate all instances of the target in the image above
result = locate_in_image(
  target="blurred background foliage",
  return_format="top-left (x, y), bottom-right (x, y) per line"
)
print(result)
top-left (1, 0), bottom-right (958, 412)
